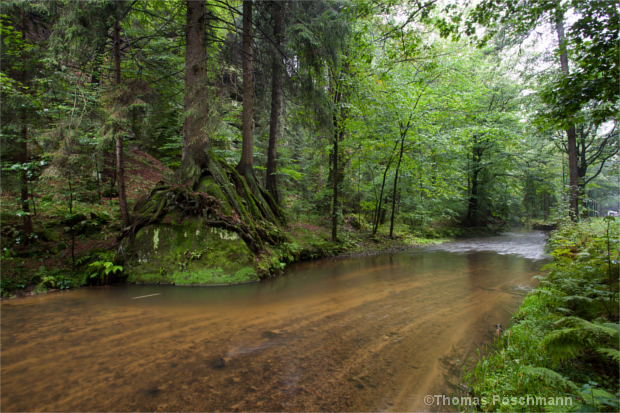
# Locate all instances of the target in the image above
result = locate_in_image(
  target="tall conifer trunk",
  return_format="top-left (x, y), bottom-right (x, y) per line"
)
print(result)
top-left (114, 15), bottom-right (130, 228)
top-left (179, 0), bottom-right (210, 175)
top-left (122, 0), bottom-right (286, 261)
top-left (331, 88), bottom-right (343, 242)
top-left (237, 0), bottom-right (254, 176)
top-left (266, 1), bottom-right (283, 204)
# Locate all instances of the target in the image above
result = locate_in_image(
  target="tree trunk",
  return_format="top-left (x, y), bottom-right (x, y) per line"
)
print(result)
top-left (19, 7), bottom-right (33, 239)
top-left (91, 43), bottom-right (106, 85)
top-left (181, 0), bottom-right (209, 172)
top-left (331, 126), bottom-right (339, 241)
top-left (68, 177), bottom-right (73, 214)
top-left (237, 0), bottom-right (254, 176)
top-left (330, 84), bottom-right (346, 242)
top-left (577, 130), bottom-right (589, 218)
top-left (20, 117), bottom-right (32, 237)
top-left (373, 157), bottom-right (393, 235)
top-left (114, 16), bottom-right (130, 228)
top-left (465, 136), bottom-right (483, 226)
top-left (95, 155), bottom-right (102, 202)
top-left (389, 131), bottom-right (406, 238)
top-left (555, 8), bottom-right (579, 220)
top-left (121, 0), bottom-right (287, 265)
top-left (29, 177), bottom-right (36, 217)
top-left (266, 0), bottom-right (283, 203)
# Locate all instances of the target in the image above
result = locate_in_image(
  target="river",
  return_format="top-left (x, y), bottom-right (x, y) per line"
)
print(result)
top-left (1, 231), bottom-right (548, 412)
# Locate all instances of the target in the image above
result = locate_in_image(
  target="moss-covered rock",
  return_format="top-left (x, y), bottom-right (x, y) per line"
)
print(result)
top-left (125, 217), bottom-right (258, 285)
top-left (120, 152), bottom-right (290, 286)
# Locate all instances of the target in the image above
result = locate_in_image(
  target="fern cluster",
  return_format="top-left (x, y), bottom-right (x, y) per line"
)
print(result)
top-left (464, 218), bottom-right (619, 412)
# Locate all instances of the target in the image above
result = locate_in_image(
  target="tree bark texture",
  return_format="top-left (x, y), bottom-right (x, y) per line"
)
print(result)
top-left (181, 0), bottom-right (209, 169)
top-left (114, 16), bottom-right (130, 228)
top-left (266, 0), bottom-right (284, 203)
top-left (330, 87), bottom-right (344, 242)
top-left (237, 0), bottom-right (254, 175)
top-left (331, 128), bottom-right (339, 241)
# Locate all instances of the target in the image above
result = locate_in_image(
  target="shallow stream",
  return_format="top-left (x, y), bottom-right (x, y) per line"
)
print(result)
top-left (1, 231), bottom-right (549, 412)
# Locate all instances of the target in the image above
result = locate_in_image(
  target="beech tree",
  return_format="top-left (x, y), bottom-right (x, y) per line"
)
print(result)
top-left (465, 0), bottom-right (619, 220)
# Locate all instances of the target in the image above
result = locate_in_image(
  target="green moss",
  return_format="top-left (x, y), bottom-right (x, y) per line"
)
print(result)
top-left (129, 270), bottom-right (172, 284)
top-left (125, 217), bottom-right (257, 285)
top-left (172, 266), bottom-right (258, 285)
top-left (196, 176), bottom-right (232, 216)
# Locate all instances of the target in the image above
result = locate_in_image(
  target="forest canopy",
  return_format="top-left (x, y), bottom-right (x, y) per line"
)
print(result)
top-left (1, 0), bottom-right (618, 250)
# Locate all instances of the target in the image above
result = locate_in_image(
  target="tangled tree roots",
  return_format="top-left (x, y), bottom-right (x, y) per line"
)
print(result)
top-left (120, 154), bottom-right (287, 255)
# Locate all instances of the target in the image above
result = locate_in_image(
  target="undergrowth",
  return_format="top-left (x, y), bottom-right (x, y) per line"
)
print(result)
top-left (463, 217), bottom-right (620, 412)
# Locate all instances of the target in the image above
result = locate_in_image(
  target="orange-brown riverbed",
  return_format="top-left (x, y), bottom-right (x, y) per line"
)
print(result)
top-left (1, 231), bottom-right (548, 412)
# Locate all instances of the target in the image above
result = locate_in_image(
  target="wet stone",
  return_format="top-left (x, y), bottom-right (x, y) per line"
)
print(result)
top-left (261, 330), bottom-right (281, 339)
top-left (211, 357), bottom-right (225, 368)
top-left (146, 387), bottom-right (161, 397)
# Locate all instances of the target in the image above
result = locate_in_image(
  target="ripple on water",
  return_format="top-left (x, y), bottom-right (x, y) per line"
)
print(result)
top-left (424, 230), bottom-right (549, 261)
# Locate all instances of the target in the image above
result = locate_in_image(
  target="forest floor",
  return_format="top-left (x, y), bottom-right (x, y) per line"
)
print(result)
top-left (287, 219), bottom-right (451, 259)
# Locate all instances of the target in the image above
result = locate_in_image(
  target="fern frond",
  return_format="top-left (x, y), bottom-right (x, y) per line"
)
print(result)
top-left (601, 323), bottom-right (620, 341)
top-left (596, 348), bottom-right (620, 362)
top-left (522, 366), bottom-right (578, 391)
top-left (543, 319), bottom-right (619, 364)
top-left (534, 289), bottom-right (555, 297)
top-left (561, 295), bottom-right (593, 304)
top-left (541, 328), bottom-right (584, 364)
top-left (561, 317), bottom-right (618, 338)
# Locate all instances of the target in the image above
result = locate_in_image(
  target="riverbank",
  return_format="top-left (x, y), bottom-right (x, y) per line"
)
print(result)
top-left (463, 217), bottom-right (619, 412)
top-left (0, 214), bottom-right (454, 298)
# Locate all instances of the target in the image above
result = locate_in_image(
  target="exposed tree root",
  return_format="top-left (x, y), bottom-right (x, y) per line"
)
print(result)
top-left (120, 149), bottom-right (286, 256)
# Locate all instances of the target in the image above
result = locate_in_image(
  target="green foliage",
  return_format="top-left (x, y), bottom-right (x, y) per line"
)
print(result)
top-left (0, 275), bottom-right (36, 297)
top-left (540, 317), bottom-right (619, 365)
top-left (86, 251), bottom-right (122, 285)
top-left (465, 218), bottom-right (619, 411)
top-left (537, 0), bottom-right (619, 127)
top-left (1, 0), bottom-right (617, 298)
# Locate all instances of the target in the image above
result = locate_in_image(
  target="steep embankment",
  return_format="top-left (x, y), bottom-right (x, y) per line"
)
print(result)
top-left (1, 148), bottom-right (172, 290)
